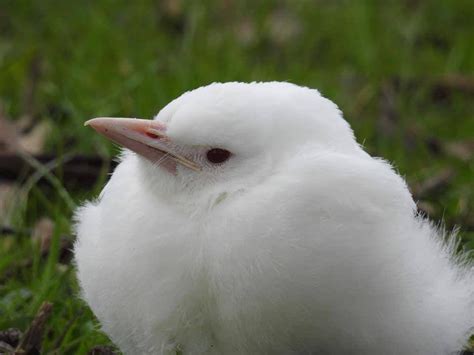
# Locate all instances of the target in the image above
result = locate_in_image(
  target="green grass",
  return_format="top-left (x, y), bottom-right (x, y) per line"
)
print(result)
top-left (0, 0), bottom-right (473, 353)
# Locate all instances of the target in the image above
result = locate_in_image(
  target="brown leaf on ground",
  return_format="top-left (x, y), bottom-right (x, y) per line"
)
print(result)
top-left (0, 109), bottom-right (51, 155)
top-left (443, 140), bottom-right (474, 162)
top-left (31, 217), bottom-right (55, 253)
top-left (18, 120), bottom-right (52, 155)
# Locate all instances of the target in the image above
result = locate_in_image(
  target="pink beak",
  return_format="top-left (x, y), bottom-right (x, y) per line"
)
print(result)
top-left (85, 117), bottom-right (201, 172)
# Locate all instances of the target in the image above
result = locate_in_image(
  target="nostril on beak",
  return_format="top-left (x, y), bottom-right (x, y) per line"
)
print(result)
top-left (146, 131), bottom-right (160, 139)
top-left (145, 128), bottom-right (167, 140)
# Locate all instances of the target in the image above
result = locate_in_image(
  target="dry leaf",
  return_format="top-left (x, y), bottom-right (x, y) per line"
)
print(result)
top-left (443, 140), bottom-right (474, 162)
top-left (0, 115), bottom-right (51, 155)
top-left (18, 120), bottom-right (52, 155)
top-left (31, 217), bottom-right (55, 253)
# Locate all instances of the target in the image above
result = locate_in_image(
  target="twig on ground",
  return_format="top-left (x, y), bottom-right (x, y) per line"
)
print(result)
top-left (14, 302), bottom-right (53, 355)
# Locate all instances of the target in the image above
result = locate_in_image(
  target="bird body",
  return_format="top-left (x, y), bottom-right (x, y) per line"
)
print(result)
top-left (74, 82), bottom-right (473, 354)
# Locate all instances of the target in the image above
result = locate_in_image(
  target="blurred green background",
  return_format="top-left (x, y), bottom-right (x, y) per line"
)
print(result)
top-left (0, 0), bottom-right (473, 353)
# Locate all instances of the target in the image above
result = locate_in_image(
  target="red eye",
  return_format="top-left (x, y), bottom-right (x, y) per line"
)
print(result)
top-left (206, 148), bottom-right (231, 164)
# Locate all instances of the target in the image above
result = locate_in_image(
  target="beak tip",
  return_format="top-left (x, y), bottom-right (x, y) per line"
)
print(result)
top-left (84, 118), bottom-right (101, 127)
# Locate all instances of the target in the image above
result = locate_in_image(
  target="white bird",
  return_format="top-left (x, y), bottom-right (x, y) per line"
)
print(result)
top-left (74, 82), bottom-right (473, 355)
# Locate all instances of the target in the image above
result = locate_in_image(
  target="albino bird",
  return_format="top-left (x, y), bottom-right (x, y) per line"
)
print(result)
top-left (74, 82), bottom-right (473, 355)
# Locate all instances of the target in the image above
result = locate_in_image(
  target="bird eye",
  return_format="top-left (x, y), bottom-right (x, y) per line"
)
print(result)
top-left (206, 148), bottom-right (231, 164)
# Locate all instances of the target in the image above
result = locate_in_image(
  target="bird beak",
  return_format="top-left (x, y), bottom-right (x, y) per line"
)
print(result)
top-left (85, 117), bottom-right (201, 172)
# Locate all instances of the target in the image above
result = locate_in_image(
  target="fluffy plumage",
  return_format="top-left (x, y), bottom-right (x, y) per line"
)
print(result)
top-left (74, 82), bottom-right (473, 354)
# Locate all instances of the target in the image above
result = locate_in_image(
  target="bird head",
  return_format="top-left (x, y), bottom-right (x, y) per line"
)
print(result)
top-left (86, 82), bottom-right (361, 205)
